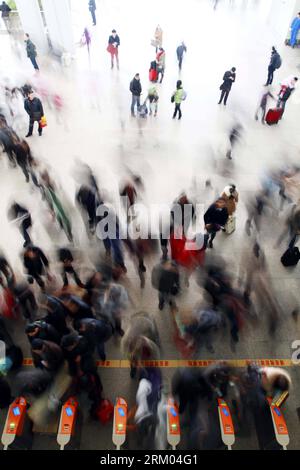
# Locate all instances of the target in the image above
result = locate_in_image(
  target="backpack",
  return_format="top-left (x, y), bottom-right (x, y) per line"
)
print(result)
top-left (274, 54), bottom-right (282, 70)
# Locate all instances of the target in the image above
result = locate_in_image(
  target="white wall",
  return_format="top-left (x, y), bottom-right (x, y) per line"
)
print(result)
top-left (15, 0), bottom-right (49, 54)
top-left (42, 0), bottom-right (75, 56)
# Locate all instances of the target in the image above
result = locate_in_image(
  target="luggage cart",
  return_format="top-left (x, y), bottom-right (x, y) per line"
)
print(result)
top-left (1, 397), bottom-right (33, 450)
top-left (112, 397), bottom-right (127, 450)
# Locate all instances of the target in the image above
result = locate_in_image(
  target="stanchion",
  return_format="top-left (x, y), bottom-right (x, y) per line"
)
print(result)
top-left (1, 397), bottom-right (33, 450)
top-left (217, 398), bottom-right (235, 450)
top-left (112, 397), bottom-right (127, 450)
top-left (57, 397), bottom-right (79, 450)
top-left (166, 398), bottom-right (180, 450)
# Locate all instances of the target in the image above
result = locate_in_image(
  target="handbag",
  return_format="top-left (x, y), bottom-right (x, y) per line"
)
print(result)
top-left (171, 94), bottom-right (175, 103)
top-left (96, 398), bottom-right (114, 424)
top-left (107, 44), bottom-right (115, 54)
top-left (39, 115), bottom-right (47, 128)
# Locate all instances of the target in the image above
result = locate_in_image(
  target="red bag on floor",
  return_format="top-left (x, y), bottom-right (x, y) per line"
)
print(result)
top-left (96, 399), bottom-right (114, 424)
top-left (0, 288), bottom-right (18, 319)
top-left (265, 108), bottom-right (283, 125)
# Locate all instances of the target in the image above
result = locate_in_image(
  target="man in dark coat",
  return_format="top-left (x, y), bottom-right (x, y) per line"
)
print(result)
top-left (31, 339), bottom-right (64, 372)
top-left (89, 0), bottom-right (96, 26)
top-left (24, 91), bottom-right (44, 137)
top-left (176, 42), bottom-right (187, 70)
top-left (152, 260), bottom-right (180, 310)
top-left (8, 202), bottom-right (32, 247)
top-left (26, 320), bottom-right (61, 345)
top-left (76, 317), bottom-right (114, 361)
top-left (43, 295), bottom-right (70, 336)
top-left (0, 1), bottom-right (11, 31)
top-left (265, 47), bottom-right (281, 86)
top-left (24, 33), bottom-right (39, 70)
top-left (218, 67), bottom-right (236, 105)
top-left (23, 245), bottom-right (49, 290)
top-left (130, 73), bottom-right (142, 117)
top-left (58, 247), bottom-right (84, 288)
top-left (203, 198), bottom-right (229, 249)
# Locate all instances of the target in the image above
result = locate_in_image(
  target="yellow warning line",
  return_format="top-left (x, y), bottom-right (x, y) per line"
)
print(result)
top-left (22, 358), bottom-right (298, 368)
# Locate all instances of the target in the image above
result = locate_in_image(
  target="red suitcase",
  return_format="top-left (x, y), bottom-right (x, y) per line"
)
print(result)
top-left (149, 68), bottom-right (158, 82)
top-left (265, 108), bottom-right (283, 125)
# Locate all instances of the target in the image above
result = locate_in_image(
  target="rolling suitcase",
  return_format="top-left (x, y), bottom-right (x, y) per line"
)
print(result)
top-left (265, 108), bottom-right (283, 125)
top-left (149, 68), bottom-right (158, 82)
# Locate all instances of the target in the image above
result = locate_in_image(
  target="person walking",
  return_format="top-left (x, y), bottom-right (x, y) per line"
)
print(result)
top-left (8, 202), bottom-right (32, 247)
top-left (255, 86), bottom-right (275, 124)
top-left (108, 29), bottom-right (120, 69)
top-left (130, 73), bottom-right (142, 117)
top-left (277, 78), bottom-right (298, 116)
top-left (203, 198), bottom-right (229, 249)
top-left (23, 245), bottom-right (50, 290)
top-left (218, 67), bottom-right (236, 105)
top-left (176, 41), bottom-right (187, 70)
top-left (153, 25), bottom-right (163, 52)
top-left (290, 12), bottom-right (300, 48)
top-left (172, 80), bottom-right (186, 120)
top-left (265, 47), bottom-right (282, 86)
top-left (24, 91), bottom-right (44, 137)
top-left (89, 0), bottom-right (96, 26)
top-left (0, 1), bottom-right (11, 32)
top-left (156, 47), bottom-right (166, 83)
top-left (24, 33), bottom-right (39, 70)
top-left (146, 86), bottom-right (159, 116)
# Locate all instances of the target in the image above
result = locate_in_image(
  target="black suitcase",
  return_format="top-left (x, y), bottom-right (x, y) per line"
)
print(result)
top-left (281, 247), bottom-right (300, 267)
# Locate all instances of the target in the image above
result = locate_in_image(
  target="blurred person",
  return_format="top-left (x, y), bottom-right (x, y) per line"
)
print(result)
top-left (176, 41), bottom-right (187, 70)
top-left (260, 367), bottom-right (291, 401)
top-left (76, 317), bottom-right (114, 361)
top-left (203, 198), bottom-right (229, 249)
top-left (12, 281), bottom-right (37, 321)
top-left (15, 369), bottom-right (53, 397)
top-left (184, 305), bottom-right (223, 353)
top-left (98, 282), bottom-right (129, 337)
top-left (122, 312), bottom-right (160, 379)
top-left (23, 244), bottom-right (50, 290)
top-left (151, 260), bottom-right (180, 311)
top-left (154, 25), bottom-right (163, 51)
top-left (24, 91), bottom-right (44, 137)
top-left (203, 362), bottom-right (232, 398)
top-left (218, 67), bottom-right (236, 105)
top-left (130, 73), bottom-right (142, 117)
top-left (26, 321), bottom-right (61, 345)
top-left (0, 376), bottom-right (12, 408)
top-left (108, 29), bottom-right (120, 69)
top-left (245, 189), bottom-right (269, 236)
top-left (12, 139), bottom-right (32, 183)
top-left (255, 86), bottom-right (275, 124)
top-left (0, 253), bottom-right (14, 287)
top-left (171, 192), bottom-right (196, 235)
top-left (8, 202), bottom-right (32, 247)
top-left (290, 12), bottom-right (300, 48)
top-left (57, 247), bottom-right (84, 288)
top-left (24, 33), bottom-right (39, 70)
top-left (146, 86), bottom-right (159, 116)
top-left (171, 80), bottom-right (187, 120)
top-left (42, 295), bottom-right (69, 336)
top-left (0, 1), bottom-right (11, 32)
top-left (156, 47), bottom-right (166, 83)
top-left (89, 0), bottom-right (97, 26)
top-left (221, 184), bottom-right (239, 217)
top-left (226, 124), bottom-right (243, 160)
top-left (62, 295), bottom-right (94, 330)
top-left (276, 199), bottom-right (300, 249)
top-left (265, 47), bottom-right (282, 86)
top-left (31, 338), bottom-right (64, 373)
top-left (277, 78), bottom-right (298, 116)
top-left (76, 183), bottom-right (99, 234)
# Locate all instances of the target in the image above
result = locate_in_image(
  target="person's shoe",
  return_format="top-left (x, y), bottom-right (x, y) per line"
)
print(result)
top-left (38, 132), bottom-right (42, 136)
top-left (208, 240), bottom-right (213, 249)
top-left (25, 133), bottom-right (32, 138)
top-left (139, 262), bottom-right (146, 273)
top-left (159, 301), bottom-right (164, 311)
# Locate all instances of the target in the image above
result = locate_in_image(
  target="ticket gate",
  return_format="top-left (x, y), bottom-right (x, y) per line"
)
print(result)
top-left (57, 397), bottom-right (80, 450)
top-left (267, 397), bottom-right (289, 450)
top-left (166, 398), bottom-right (180, 450)
top-left (1, 397), bottom-right (33, 450)
top-left (217, 398), bottom-right (235, 450)
top-left (112, 397), bottom-right (127, 450)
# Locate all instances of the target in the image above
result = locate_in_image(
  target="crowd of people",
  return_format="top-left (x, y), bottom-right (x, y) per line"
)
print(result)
top-left (0, 0), bottom-right (299, 450)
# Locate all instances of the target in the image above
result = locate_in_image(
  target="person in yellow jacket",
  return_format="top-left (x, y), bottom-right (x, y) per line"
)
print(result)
top-left (172, 80), bottom-right (187, 120)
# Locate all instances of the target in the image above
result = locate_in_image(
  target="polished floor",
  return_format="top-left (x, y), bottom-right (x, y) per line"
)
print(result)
top-left (0, 0), bottom-right (300, 450)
